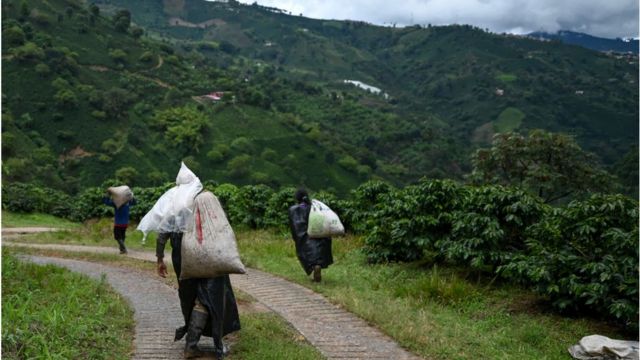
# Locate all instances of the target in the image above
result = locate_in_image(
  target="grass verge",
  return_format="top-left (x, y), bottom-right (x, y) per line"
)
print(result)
top-left (1, 248), bottom-right (134, 359)
top-left (236, 229), bottom-right (629, 360)
top-left (2, 214), bottom-right (158, 253)
top-left (2, 211), bottom-right (81, 229)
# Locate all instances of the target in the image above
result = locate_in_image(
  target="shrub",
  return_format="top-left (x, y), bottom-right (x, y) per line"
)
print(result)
top-left (260, 148), bottom-right (277, 161)
top-left (212, 183), bottom-right (240, 225)
top-left (139, 51), bottom-right (153, 63)
top-left (206, 150), bottom-right (224, 163)
top-left (342, 180), bottom-right (393, 234)
top-left (437, 185), bottom-right (549, 271)
top-left (34, 63), bottom-right (50, 77)
top-left (2, 183), bottom-right (73, 218)
top-left (12, 42), bottom-right (45, 62)
top-left (54, 89), bottom-right (78, 109)
top-left (109, 48), bottom-right (127, 65)
top-left (363, 179), bottom-right (464, 263)
top-left (3, 26), bottom-right (25, 47)
top-left (227, 155), bottom-right (251, 177)
top-left (230, 137), bottom-right (253, 153)
top-left (500, 194), bottom-right (639, 329)
top-left (264, 186), bottom-right (297, 228)
top-left (115, 166), bottom-right (139, 184)
top-left (234, 185), bottom-right (274, 229)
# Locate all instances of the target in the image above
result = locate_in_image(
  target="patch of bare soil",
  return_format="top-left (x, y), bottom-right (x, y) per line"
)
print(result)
top-left (58, 146), bottom-right (94, 163)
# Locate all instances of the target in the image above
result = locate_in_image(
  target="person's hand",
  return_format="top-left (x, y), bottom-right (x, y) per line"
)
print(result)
top-left (157, 260), bottom-right (168, 278)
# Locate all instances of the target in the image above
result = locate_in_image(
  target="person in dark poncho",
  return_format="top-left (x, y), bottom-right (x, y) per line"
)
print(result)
top-left (156, 228), bottom-right (240, 359)
top-left (288, 188), bottom-right (333, 282)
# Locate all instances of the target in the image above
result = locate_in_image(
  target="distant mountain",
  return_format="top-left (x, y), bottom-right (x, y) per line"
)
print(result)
top-left (528, 30), bottom-right (639, 54)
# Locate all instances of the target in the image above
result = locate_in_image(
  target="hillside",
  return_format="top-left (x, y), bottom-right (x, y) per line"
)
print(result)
top-left (2, 0), bottom-right (638, 195)
top-left (95, 0), bottom-right (639, 169)
top-left (1, 0), bottom-right (373, 194)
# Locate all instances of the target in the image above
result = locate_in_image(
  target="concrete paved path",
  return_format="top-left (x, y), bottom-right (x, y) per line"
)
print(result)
top-left (6, 238), bottom-right (422, 360)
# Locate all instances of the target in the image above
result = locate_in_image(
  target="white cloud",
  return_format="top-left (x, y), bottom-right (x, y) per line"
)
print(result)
top-left (236, 0), bottom-right (639, 38)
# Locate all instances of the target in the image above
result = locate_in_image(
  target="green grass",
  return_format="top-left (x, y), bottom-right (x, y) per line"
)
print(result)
top-left (5, 215), bottom-right (159, 252)
top-left (236, 229), bottom-right (628, 360)
top-left (234, 313), bottom-right (323, 360)
top-left (2, 211), bottom-right (81, 229)
top-left (1, 249), bottom-right (134, 359)
top-left (494, 107), bottom-right (525, 133)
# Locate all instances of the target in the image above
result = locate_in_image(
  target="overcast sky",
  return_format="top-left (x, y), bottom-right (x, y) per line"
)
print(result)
top-left (235, 0), bottom-right (639, 39)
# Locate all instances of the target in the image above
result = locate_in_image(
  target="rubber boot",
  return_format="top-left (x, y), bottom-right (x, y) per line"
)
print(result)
top-left (184, 309), bottom-right (208, 359)
top-left (214, 337), bottom-right (226, 360)
top-left (117, 239), bottom-right (127, 254)
top-left (313, 265), bottom-right (322, 282)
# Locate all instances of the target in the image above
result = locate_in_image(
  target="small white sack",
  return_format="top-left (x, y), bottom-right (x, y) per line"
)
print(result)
top-left (307, 199), bottom-right (345, 238)
top-left (107, 185), bottom-right (133, 209)
top-left (568, 335), bottom-right (639, 360)
top-left (180, 191), bottom-right (246, 280)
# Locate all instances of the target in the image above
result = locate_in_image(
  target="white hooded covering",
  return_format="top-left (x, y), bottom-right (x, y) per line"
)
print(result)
top-left (137, 162), bottom-right (203, 242)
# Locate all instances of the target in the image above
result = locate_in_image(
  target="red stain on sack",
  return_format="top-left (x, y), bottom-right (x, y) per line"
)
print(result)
top-left (196, 207), bottom-right (203, 244)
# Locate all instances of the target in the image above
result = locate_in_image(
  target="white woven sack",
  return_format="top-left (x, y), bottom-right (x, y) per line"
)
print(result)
top-left (307, 199), bottom-right (345, 238)
top-left (107, 185), bottom-right (133, 209)
top-left (180, 191), bottom-right (246, 280)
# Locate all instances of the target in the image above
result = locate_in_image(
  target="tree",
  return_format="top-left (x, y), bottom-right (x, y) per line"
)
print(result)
top-left (131, 27), bottom-right (144, 40)
top-left (469, 130), bottom-right (616, 203)
top-left (153, 105), bottom-right (208, 154)
top-left (103, 88), bottom-right (133, 120)
top-left (227, 155), bottom-right (251, 177)
top-left (54, 88), bottom-right (78, 109)
top-left (109, 48), bottom-right (127, 65)
top-left (115, 166), bottom-right (139, 184)
top-left (89, 4), bottom-right (100, 17)
top-left (3, 26), bottom-right (25, 47)
top-left (113, 9), bottom-right (131, 32)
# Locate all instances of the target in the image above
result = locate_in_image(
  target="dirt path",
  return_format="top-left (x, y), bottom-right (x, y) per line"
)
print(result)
top-left (5, 232), bottom-right (422, 359)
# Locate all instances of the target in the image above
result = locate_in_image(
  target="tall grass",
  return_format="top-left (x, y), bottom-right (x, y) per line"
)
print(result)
top-left (236, 229), bottom-right (628, 360)
top-left (1, 249), bottom-right (134, 359)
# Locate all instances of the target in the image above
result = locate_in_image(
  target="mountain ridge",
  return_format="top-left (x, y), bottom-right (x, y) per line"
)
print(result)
top-left (528, 30), bottom-right (640, 54)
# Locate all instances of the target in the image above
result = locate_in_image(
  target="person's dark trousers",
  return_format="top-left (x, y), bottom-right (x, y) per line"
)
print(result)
top-left (113, 225), bottom-right (128, 253)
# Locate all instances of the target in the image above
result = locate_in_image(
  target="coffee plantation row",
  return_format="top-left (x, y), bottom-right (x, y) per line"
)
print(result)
top-left (3, 179), bottom-right (637, 329)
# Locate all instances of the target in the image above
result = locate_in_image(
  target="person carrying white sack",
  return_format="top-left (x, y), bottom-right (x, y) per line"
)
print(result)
top-left (138, 163), bottom-right (241, 359)
top-left (288, 188), bottom-right (334, 282)
top-left (102, 185), bottom-right (136, 254)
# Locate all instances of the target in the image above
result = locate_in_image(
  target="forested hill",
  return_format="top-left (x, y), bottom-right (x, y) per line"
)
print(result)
top-left (2, 0), bottom-right (638, 195)
top-left (96, 0), bottom-right (638, 168)
top-left (1, 0), bottom-right (383, 194)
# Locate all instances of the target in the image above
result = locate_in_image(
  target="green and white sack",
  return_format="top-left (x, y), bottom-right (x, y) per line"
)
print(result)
top-left (180, 191), bottom-right (246, 280)
top-left (307, 199), bottom-right (345, 238)
top-left (107, 185), bottom-right (133, 209)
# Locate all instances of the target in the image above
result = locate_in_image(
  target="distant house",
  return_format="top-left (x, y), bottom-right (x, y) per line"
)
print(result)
top-left (495, 88), bottom-right (504, 96)
top-left (575, 90), bottom-right (584, 95)
top-left (204, 92), bottom-right (225, 101)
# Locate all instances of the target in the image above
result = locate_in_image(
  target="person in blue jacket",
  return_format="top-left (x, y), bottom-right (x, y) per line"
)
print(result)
top-left (102, 195), bottom-right (136, 254)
